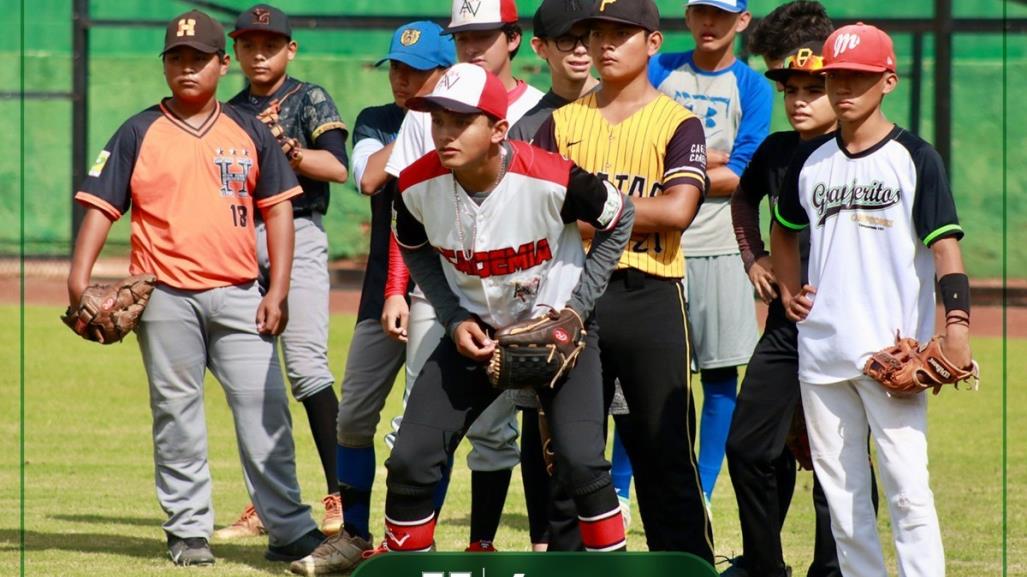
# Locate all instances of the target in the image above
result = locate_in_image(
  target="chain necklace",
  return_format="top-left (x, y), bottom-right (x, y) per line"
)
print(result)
top-left (453, 145), bottom-right (509, 261)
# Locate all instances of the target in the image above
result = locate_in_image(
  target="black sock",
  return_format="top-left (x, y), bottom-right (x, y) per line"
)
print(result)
top-left (341, 484), bottom-right (373, 541)
top-left (302, 387), bottom-right (340, 494)
top-left (470, 469), bottom-right (512, 543)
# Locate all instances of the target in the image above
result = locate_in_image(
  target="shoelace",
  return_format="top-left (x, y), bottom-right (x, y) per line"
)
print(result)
top-left (322, 494), bottom-right (342, 512)
top-left (232, 504), bottom-right (260, 526)
top-left (361, 541), bottom-right (390, 559)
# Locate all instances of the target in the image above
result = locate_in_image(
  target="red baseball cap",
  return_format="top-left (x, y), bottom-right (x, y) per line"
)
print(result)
top-left (406, 63), bottom-right (508, 121)
top-left (821, 22), bottom-right (897, 74)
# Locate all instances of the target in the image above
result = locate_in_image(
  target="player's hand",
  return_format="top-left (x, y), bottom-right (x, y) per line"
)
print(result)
top-left (257, 289), bottom-right (289, 336)
top-left (381, 295), bottom-right (410, 342)
top-left (707, 148), bottom-right (730, 168)
top-left (453, 318), bottom-right (495, 362)
top-left (942, 323), bottom-right (973, 369)
top-left (748, 255), bottom-right (779, 304)
top-left (784, 284), bottom-right (816, 323)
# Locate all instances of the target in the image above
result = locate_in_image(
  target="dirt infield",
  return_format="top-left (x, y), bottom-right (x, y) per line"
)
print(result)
top-left (3, 274), bottom-right (1022, 339)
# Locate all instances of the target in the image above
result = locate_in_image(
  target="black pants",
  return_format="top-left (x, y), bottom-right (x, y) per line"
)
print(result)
top-left (385, 323), bottom-right (617, 526)
top-left (726, 299), bottom-right (878, 577)
top-left (596, 270), bottom-right (714, 562)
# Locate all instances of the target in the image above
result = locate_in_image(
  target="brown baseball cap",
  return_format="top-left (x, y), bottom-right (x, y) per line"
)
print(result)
top-left (161, 10), bottom-right (226, 56)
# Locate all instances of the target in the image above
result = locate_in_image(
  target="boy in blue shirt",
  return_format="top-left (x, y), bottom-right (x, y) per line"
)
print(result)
top-left (648, 0), bottom-right (772, 507)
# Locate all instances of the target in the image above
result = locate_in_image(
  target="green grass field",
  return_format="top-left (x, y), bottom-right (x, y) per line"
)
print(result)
top-left (0, 304), bottom-right (1021, 576)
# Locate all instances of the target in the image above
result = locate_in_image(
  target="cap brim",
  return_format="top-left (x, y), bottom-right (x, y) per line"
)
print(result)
top-left (819, 62), bottom-right (892, 73)
top-left (160, 40), bottom-right (223, 56)
top-left (374, 52), bottom-right (448, 71)
top-left (229, 28), bottom-right (291, 39)
top-left (765, 67), bottom-right (819, 82)
top-left (443, 21), bottom-right (512, 34)
top-left (405, 95), bottom-right (484, 115)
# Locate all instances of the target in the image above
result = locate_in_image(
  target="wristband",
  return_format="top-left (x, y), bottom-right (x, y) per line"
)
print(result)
top-left (938, 273), bottom-right (970, 316)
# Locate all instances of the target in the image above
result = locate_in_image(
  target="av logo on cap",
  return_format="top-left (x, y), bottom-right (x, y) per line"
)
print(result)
top-left (439, 69), bottom-right (462, 90)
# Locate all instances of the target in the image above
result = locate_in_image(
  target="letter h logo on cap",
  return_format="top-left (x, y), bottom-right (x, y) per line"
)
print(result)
top-left (177, 18), bottom-right (196, 37)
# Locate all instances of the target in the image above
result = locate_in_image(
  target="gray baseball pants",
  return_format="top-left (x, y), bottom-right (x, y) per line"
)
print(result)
top-left (256, 214), bottom-right (335, 401)
top-left (136, 282), bottom-right (317, 546)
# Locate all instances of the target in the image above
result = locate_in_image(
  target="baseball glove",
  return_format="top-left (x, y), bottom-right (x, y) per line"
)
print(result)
top-left (61, 274), bottom-right (157, 344)
top-left (486, 308), bottom-right (586, 390)
top-left (863, 333), bottom-right (980, 398)
top-left (256, 102), bottom-right (302, 165)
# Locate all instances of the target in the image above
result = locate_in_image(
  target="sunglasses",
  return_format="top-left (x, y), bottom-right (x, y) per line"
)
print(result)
top-left (783, 48), bottom-right (825, 72)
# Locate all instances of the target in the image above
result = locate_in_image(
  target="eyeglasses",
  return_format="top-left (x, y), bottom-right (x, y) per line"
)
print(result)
top-left (553, 33), bottom-right (589, 52)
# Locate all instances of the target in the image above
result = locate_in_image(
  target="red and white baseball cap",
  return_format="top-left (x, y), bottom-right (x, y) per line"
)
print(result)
top-left (821, 22), bottom-right (897, 74)
top-left (406, 63), bottom-right (508, 120)
top-left (445, 0), bottom-right (518, 33)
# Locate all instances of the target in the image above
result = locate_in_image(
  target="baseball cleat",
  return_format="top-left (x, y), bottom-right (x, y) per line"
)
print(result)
top-left (167, 535), bottom-right (215, 566)
top-left (465, 540), bottom-right (498, 552)
top-left (321, 493), bottom-right (343, 536)
top-left (213, 503), bottom-right (266, 540)
top-left (618, 496), bottom-right (632, 531)
top-left (266, 528), bottom-right (327, 563)
top-left (289, 530), bottom-right (373, 576)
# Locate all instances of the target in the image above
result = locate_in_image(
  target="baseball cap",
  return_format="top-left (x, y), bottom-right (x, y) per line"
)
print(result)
top-left (161, 10), bottom-right (226, 56)
top-left (764, 41), bottom-right (826, 82)
top-left (445, 0), bottom-right (518, 34)
top-left (821, 22), bottom-right (897, 74)
top-left (406, 63), bottom-right (508, 121)
top-left (230, 4), bottom-right (292, 39)
top-left (579, 0), bottom-right (661, 33)
top-left (686, 0), bottom-right (748, 14)
top-left (375, 21), bottom-right (456, 70)
top-left (533, 0), bottom-right (592, 39)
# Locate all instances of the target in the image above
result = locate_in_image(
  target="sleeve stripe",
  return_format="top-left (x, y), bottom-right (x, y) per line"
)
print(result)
top-left (773, 202), bottom-right (807, 231)
top-left (74, 191), bottom-right (122, 221)
top-left (255, 185), bottom-right (303, 209)
top-left (923, 223), bottom-right (963, 246)
top-left (664, 165), bottom-right (705, 179)
top-left (311, 121), bottom-right (348, 141)
top-left (664, 173), bottom-right (705, 188)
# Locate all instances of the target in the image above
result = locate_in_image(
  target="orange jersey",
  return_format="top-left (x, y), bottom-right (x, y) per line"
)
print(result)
top-left (534, 92), bottom-right (706, 279)
top-left (76, 100), bottom-right (301, 290)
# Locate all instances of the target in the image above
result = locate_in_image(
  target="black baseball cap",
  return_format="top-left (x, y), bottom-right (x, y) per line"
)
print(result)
top-left (161, 10), bottom-right (226, 56)
top-left (577, 0), bottom-right (661, 32)
top-left (230, 4), bottom-right (292, 39)
top-left (533, 0), bottom-right (592, 39)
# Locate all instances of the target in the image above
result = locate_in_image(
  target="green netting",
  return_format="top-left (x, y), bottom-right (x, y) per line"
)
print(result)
top-left (4, 0), bottom-right (1023, 277)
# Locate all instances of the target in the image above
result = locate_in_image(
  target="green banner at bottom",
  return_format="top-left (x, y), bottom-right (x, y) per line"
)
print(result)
top-left (352, 552), bottom-right (718, 577)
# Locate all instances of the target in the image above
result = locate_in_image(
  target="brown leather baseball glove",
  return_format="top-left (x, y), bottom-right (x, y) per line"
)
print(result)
top-left (486, 308), bottom-right (586, 390)
top-left (61, 274), bottom-right (157, 344)
top-left (863, 333), bottom-right (980, 398)
top-left (256, 102), bottom-right (302, 165)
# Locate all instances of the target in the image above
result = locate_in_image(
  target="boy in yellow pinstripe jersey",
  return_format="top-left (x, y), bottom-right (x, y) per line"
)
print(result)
top-left (534, 0), bottom-right (713, 563)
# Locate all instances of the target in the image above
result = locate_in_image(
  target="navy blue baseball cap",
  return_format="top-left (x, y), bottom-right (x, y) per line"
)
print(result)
top-left (375, 21), bottom-right (456, 71)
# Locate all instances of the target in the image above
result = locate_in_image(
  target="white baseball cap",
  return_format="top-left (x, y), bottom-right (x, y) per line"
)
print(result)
top-left (405, 63), bottom-right (508, 121)
top-left (445, 0), bottom-right (519, 34)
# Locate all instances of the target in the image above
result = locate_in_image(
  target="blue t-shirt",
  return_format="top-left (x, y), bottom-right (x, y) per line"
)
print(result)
top-left (650, 51), bottom-right (772, 256)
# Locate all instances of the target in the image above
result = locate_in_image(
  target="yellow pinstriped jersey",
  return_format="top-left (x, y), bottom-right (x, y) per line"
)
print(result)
top-left (536, 92), bottom-right (707, 278)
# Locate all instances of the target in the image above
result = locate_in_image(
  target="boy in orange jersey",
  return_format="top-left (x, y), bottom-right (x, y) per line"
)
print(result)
top-left (67, 10), bottom-right (322, 567)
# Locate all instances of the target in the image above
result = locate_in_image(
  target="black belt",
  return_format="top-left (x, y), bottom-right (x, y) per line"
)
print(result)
top-left (609, 268), bottom-right (681, 290)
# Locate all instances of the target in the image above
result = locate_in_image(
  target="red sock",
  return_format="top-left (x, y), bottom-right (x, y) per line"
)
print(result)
top-left (384, 513), bottom-right (436, 551)
top-left (579, 507), bottom-right (626, 551)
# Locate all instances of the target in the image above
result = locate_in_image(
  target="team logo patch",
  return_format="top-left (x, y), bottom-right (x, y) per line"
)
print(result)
top-left (400, 28), bottom-right (421, 46)
top-left (459, 0), bottom-right (482, 18)
top-left (252, 7), bottom-right (271, 25)
top-left (176, 18), bottom-right (196, 37)
top-left (832, 32), bottom-right (862, 57)
top-left (439, 69), bottom-right (462, 90)
top-left (88, 150), bottom-right (110, 177)
top-left (599, 0), bottom-right (618, 12)
top-left (553, 328), bottom-right (570, 344)
top-left (513, 277), bottom-right (540, 303)
top-left (811, 180), bottom-right (900, 226)
top-left (213, 147), bottom-right (253, 198)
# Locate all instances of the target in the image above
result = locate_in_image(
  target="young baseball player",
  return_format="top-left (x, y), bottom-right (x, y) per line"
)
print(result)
top-left (289, 21), bottom-right (455, 577)
top-left (534, 0), bottom-right (714, 561)
top-left (648, 0), bottom-right (772, 506)
top-left (216, 2), bottom-right (351, 540)
top-left (772, 23), bottom-right (972, 577)
top-left (66, 9), bottom-right (323, 566)
top-left (725, 36), bottom-right (841, 577)
top-left (380, 0), bottom-right (546, 553)
top-left (375, 63), bottom-right (634, 562)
